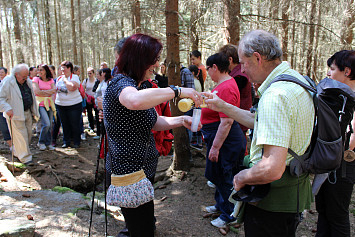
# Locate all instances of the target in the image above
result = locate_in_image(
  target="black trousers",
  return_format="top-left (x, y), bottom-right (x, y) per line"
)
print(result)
top-left (315, 178), bottom-right (354, 237)
top-left (85, 102), bottom-right (98, 131)
top-left (120, 200), bottom-right (155, 237)
top-left (244, 203), bottom-right (300, 237)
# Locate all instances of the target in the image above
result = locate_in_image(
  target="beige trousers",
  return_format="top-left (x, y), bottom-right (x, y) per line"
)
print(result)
top-left (7, 110), bottom-right (33, 163)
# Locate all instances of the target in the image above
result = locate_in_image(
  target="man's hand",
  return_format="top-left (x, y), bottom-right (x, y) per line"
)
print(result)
top-left (208, 146), bottom-right (220, 162)
top-left (233, 169), bottom-right (247, 191)
top-left (6, 109), bottom-right (13, 119)
top-left (202, 92), bottom-right (226, 113)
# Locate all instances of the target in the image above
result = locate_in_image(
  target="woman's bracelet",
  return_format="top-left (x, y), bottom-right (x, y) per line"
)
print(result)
top-left (169, 85), bottom-right (179, 98)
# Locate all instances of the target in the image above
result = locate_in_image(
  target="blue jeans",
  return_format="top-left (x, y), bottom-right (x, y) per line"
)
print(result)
top-left (38, 107), bottom-right (53, 145)
top-left (56, 102), bottom-right (82, 146)
top-left (0, 112), bottom-right (11, 141)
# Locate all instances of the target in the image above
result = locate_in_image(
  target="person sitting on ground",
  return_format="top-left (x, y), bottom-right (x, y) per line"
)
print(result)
top-left (0, 64), bottom-right (39, 165)
top-left (201, 53), bottom-right (246, 228)
top-left (32, 64), bottom-right (56, 151)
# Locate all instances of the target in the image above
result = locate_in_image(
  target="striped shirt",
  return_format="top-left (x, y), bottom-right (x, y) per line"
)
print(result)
top-left (250, 61), bottom-right (314, 165)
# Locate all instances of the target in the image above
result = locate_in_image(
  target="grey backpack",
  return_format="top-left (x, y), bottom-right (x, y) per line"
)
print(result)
top-left (269, 75), bottom-right (355, 177)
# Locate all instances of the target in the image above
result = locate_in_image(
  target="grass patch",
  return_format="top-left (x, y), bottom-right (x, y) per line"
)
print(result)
top-left (52, 186), bottom-right (75, 193)
top-left (67, 206), bottom-right (90, 217)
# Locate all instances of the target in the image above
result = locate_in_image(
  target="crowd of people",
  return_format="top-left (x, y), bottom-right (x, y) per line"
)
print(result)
top-left (0, 29), bottom-right (354, 237)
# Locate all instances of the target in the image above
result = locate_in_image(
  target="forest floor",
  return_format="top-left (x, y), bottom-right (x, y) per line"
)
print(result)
top-left (0, 127), bottom-right (354, 237)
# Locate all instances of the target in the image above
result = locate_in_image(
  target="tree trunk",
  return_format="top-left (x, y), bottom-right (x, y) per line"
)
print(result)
top-left (36, 4), bottom-right (43, 63)
top-left (54, 0), bottom-right (61, 64)
top-left (312, 1), bottom-right (322, 81)
top-left (190, 7), bottom-right (199, 51)
top-left (269, 0), bottom-right (279, 34)
top-left (44, 0), bottom-right (52, 64)
top-left (166, 0), bottom-right (191, 171)
top-left (58, 0), bottom-right (64, 62)
top-left (0, 22), bottom-right (3, 67)
top-left (341, 0), bottom-right (355, 48)
top-left (290, 1), bottom-right (296, 69)
top-left (41, 0), bottom-right (48, 63)
top-left (77, 0), bottom-right (84, 81)
top-left (20, 3), bottom-right (30, 65)
top-left (306, 0), bottom-right (317, 77)
top-left (223, 0), bottom-right (240, 45)
top-left (300, 0), bottom-right (309, 74)
top-left (281, 0), bottom-right (290, 61)
top-left (3, 7), bottom-right (14, 67)
top-left (12, 2), bottom-right (25, 63)
top-left (70, 0), bottom-right (78, 63)
top-left (132, 0), bottom-right (141, 33)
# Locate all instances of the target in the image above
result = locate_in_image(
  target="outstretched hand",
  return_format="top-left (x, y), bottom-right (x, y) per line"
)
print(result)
top-left (202, 92), bottom-right (226, 113)
top-left (180, 88), bottom-right (202, 108)
top-left (182, 115), bottom-right (202, 131)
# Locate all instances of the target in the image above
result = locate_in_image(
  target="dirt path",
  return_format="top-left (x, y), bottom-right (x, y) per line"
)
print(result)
top-left (0, 132), bottom-right (354, 237)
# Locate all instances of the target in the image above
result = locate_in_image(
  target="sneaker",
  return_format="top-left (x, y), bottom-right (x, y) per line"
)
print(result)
top-left (207, 181), bottom-right (216, 188)
top-left (205, 205), bottom-right (219, 213)
top-left (47, 145), bottom-right (55, 151)
top-left (190, 143), bottom-right (203, 151)
top-left (37, 143), bottom-right (46, 151)
top-left (211, 217), bottom-right (227, 228)
top-left (62, 144), bottom-right (70, 148)
top-left (93, 136), bottom-right (100, 140)
top-left (81, 133), bottom-right (86, 140)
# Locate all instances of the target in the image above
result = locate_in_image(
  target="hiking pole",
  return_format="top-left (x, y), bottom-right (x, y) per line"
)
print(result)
top-left (9, 119), bottom-right (14, 174)
top-left (88, 127), bottom-right (104, 237)
top-left (102, 124), bottom-right (108, 237)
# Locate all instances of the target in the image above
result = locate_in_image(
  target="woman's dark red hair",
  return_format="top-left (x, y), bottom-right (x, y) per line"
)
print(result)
top-left (116, 34), bottom-right (162, 84)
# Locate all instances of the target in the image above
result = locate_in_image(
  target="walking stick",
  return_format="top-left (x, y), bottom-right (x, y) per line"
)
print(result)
top-left (88, 123), bottom-right (104, 237)
top-left (103, 124), bottom-right (108, 237)
top-left (9, 119), bottom-right (14, 174)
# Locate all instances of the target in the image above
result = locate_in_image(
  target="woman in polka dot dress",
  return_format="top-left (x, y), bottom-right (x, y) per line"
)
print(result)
top-left (103, 33), bottom-right (203, 237)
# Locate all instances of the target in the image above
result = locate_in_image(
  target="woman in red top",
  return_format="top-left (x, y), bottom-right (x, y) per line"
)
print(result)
top-left (201, 53), bottom-right (246, 228)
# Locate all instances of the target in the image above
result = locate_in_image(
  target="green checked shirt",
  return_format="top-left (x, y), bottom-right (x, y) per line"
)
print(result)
top-left (249, 61), bottom-right (314, 213)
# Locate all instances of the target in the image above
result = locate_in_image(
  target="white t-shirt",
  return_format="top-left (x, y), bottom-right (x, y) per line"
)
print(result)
top-left (55, 74), bottom-right (82, 106)
top-left (194, 78), bottom-right (202, 92)
top-left (83, 78), bottom-right (96, 97)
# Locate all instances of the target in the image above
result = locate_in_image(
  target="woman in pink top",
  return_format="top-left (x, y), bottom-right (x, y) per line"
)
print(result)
top-left (32, 64), bottom-right (56, 150)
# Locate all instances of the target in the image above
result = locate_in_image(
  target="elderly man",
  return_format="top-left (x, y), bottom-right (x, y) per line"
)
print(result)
top-left (204, 30), bottom-right (314, 236)
top-left (0, 64), bottom-right (39, 165)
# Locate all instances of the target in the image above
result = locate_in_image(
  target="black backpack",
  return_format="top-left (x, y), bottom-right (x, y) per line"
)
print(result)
top-left (269, 74), bottom-right (355, 177)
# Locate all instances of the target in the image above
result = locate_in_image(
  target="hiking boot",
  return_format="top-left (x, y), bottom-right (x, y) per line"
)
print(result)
top-left (211, 217), bottom-right (227, 228)
top-left (205, 205), bottom-right (219, 213)
top-left (37, 143), bottom-right (46, 151)
top-left (47, 145), bottom-right (55, 151)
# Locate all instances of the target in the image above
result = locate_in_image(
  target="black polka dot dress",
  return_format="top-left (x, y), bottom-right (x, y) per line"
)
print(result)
top-left (103, 74), bottom-right (159, 179)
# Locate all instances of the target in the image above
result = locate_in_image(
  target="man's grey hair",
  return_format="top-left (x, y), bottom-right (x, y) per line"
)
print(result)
top-left (239, 30), bottom-right (283, 61)
top-left (114, 37), bottom-right (129, 54)
top-left (11, 63), bottom-right (29, 76)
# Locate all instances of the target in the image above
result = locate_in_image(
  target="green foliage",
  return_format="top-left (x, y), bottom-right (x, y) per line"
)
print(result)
top-left (52, 186), bottom-right (75, 193)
